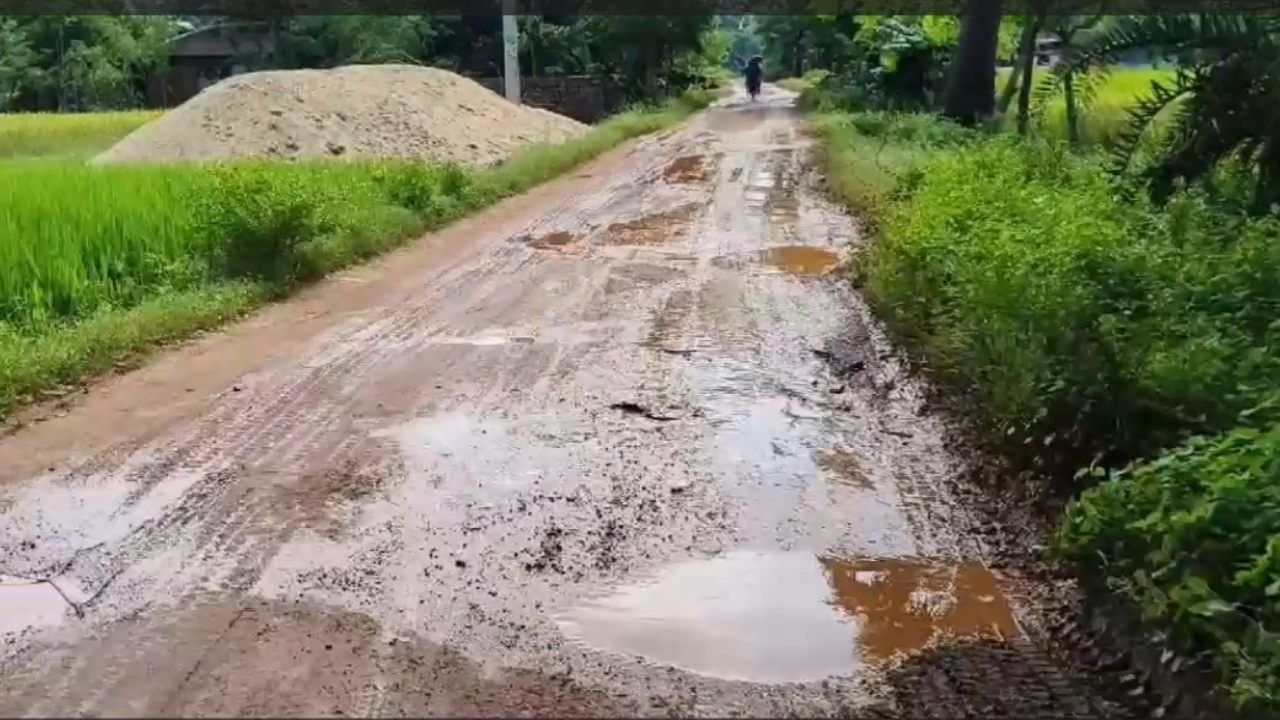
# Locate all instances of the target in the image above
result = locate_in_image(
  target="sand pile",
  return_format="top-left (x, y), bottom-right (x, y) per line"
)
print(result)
top-left (96, 64), bottom-right (589, 167)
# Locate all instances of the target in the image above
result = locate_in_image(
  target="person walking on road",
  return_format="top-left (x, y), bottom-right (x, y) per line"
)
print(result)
top-left (744, 55), bottom-right (764, 101)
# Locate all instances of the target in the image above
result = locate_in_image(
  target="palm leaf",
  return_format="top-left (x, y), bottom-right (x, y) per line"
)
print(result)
top-left (1109, 67), bottom-right (1198, 176)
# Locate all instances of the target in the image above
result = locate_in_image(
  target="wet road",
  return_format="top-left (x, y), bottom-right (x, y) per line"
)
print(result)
top-left (1, 88), bottom-right (1057, 716)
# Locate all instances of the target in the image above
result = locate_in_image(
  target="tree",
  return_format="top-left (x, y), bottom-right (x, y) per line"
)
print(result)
top-left (0, 16), bottom-right (176, 111)
top-left (580, 16), bottom-right (713, 100)
top-left (1014, 11), bottom-right (1047, 135)
top-left (275, 16), bottom-right (439, 69)
top-left (757, 16), bottom-right (803, 78)
top-left (0, 18), bottom-right (39, 110)
top-left (519, 16), bottom-right (587, 76)
top-left (997, 14), bottom-right (1037, 115)
top-left (941, 0), bottom-right (1004, 125)
top-left (720, 15), bottom-right (762, 73)
top-left (1079, 14), bottom-right (1280, 211)
top-left (1030, 14), bottom-right (1105, 146)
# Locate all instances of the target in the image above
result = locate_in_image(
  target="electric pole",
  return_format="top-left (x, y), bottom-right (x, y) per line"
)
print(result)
top-left (502, 0), bottom-right (521, 103)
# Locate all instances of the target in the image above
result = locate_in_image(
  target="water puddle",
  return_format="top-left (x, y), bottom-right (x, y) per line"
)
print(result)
top-left (0, 576), bottom-right (69, 635)
top-left (761, 246), bottom-right (839, 277)
top-left (817, 449), bottom-right (874, 491)
top-left (823, 558), bottom-right (1020, 661)
top-left (557, 551), bottom-right (1019, 683)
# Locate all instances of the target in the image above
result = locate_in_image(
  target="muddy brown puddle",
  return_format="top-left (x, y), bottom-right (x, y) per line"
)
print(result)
top-left (711, 246), bottom-right (841, 277)
top-left (556, 551), bottom-right (1019, 684)
top-left (762, 246), bottom-right (839, 277)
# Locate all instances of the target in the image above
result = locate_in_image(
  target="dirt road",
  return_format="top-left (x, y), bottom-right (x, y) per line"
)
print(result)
top-left (0, 88), bottom-right (1117, 717)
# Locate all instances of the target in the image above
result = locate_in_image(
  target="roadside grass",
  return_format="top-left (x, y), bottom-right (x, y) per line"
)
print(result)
top-left (808, 111), bottom-right (975, 228)
top-left (813, 110), bottom-right (1280, 713)
top-left (0, 110), bottom-right (160, 159)
top-left (0, 90), bottom-right (714, 419)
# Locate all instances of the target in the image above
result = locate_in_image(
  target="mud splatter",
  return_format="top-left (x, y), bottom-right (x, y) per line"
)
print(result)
top-left (817, 449), bottom-right (875, 491)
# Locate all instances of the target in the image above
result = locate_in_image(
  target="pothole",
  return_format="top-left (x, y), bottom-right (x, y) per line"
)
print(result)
top-left (598, 204), bottom-right (701, 247)
top-left (522, 230), bottom-right (579, 252)
top-left (555, 551), bottom-right (1020, 683)
top-left (663, 154), bottom-right (714, 184)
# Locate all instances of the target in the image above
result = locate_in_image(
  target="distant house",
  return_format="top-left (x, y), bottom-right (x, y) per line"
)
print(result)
top-left (1034, 32), bottom-right (1169, 71)
top-left (146, 22), bottom-right (278, 108)
top-left (1035, 35), bottom-right (1064, 67)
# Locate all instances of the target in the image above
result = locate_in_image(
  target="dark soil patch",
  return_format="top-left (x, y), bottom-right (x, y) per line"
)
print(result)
top-left (883, 636), bottom-right (1131, 718)
top-left (663, 154), bottom-right (715, 184)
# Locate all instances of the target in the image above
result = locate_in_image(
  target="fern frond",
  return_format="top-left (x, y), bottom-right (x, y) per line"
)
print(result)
top-left (1108, 67), bottom-right (1199, 177)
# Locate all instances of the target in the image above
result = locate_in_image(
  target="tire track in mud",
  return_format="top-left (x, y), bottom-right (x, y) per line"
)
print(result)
top-left (2, 87), bottom-right (1136, 717)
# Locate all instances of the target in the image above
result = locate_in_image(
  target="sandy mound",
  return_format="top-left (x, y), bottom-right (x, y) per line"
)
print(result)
top-left (96, 64), bottom-right (588, 167)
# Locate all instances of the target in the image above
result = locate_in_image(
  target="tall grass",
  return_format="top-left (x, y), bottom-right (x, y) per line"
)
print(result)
top-left (0, 90), bottom-right (714, 417)
top-left (0, 110), bottom-right (159, 159)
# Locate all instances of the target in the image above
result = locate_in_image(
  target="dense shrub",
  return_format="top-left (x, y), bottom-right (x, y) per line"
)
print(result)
top-left (863, 138), bottom-right (1280, 477)
top-left (1057, 425), bottom-right (1280, 711)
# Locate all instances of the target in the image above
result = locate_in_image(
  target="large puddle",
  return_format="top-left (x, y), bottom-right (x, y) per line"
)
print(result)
top-left (556, 551), bottom-right (1019, 683)
top-left (0, 576), bottom-right (69, 635)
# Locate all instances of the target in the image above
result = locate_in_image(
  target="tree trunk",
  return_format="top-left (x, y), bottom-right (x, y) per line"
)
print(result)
top-left (1063, 68), bottom-right (1080, 146)
top-left (1015, 14), bottom-right (1042, 135)
top-left (941, 0), bottom-right (1004, 125)
top-left (792, 28), bottom-right (806, 78)
top-left (997, 16), bottom-right (1038, 115)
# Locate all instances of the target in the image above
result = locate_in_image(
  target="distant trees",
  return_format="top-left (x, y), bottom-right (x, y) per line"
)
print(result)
top-left (0, 15), bottom-right (723, 112)
top-left (0, 16), bottom-right (174, 111)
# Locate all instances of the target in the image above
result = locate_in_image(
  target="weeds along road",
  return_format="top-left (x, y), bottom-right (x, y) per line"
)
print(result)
top-left (0, 88), bottom-right (1115, 717)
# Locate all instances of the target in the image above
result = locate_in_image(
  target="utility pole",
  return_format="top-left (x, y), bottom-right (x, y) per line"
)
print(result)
top-left (501, 0), bottom-right (521, 103)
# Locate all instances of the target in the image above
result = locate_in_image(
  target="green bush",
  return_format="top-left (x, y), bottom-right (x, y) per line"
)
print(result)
top-left (863, 138), bottom-right (1280, 475)
top-left (1057, 424), bottom-right (1280, 711)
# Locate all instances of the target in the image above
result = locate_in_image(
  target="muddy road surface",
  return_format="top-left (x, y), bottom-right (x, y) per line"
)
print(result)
top-left (1, 88), bottom-right (1118, 717)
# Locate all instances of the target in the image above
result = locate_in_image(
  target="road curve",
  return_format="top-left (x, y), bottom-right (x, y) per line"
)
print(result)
top-left (1, 88), bottom-right (1099, 717)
